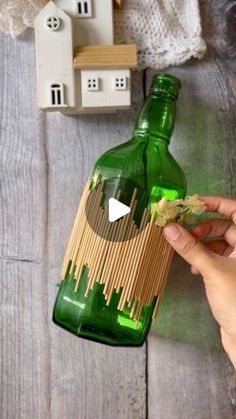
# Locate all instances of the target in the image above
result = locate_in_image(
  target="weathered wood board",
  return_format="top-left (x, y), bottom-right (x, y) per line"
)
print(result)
top-left (0, 29), bottom-right (147, 419)
top-left (0, 0), bottom-right (236, 417)
top-left (0, 32), bottom-right (49, 418)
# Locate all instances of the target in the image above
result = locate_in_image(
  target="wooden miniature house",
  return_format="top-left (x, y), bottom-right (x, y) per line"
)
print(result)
top-left (34, 0), bottom-right (137, 113)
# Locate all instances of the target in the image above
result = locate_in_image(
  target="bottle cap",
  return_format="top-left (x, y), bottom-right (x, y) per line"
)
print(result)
top-left (150, 73), bottom-right (181, 98)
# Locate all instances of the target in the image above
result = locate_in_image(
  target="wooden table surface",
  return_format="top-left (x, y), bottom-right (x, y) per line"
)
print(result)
top-left (0, 1), bottom-right (236, 418)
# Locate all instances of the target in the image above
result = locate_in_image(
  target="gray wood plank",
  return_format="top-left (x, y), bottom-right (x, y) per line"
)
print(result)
top-left (0, 31), bottom-right (49, 418)
top-left (147, 0), bottom-right (236, 416)
top-left (46, 72), bottom-right (147, 419)
top-left (1, 1), bottom-right (236, 418)
top-left (148, 337), bottom-right (235, 419)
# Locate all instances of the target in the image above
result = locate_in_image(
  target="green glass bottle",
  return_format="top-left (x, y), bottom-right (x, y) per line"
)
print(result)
top-left (53, 73), bottom-right (187, 346)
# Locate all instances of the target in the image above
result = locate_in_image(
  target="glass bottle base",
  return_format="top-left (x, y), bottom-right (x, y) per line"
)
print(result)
top-left (53, 270), bottom-right (155, 347)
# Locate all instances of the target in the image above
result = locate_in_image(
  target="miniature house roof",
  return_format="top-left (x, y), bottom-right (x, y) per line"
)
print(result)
top-left (74, 45), bottom-right (137, 69)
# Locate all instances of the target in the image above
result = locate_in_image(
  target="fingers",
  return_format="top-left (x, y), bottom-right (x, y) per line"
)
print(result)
top-left (191, 218), bottom-right (232, 240)
top-left (191, 266), bottom-right (200, 275)
top-left (191, 218), bottom-right (236, 247)
top-left (201, 196), bottom-right (236, 223)
top-left (190, 240), bottom-right (233, 275)
top-left (163, 223), bottom-right (215, 275)
top-left (205, 240), bottom-right (233, 257)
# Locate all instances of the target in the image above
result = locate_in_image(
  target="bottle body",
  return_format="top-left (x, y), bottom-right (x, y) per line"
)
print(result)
top-left (53, 74), bottom-right (187, 346)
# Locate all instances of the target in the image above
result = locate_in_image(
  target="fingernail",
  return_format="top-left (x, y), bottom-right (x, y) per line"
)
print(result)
top-left (163, 224), bottom-right (180, 241)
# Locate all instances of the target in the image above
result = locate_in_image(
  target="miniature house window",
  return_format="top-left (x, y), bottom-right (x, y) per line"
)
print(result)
top-left (76, 0), bottom-right (92, 17)
top-left (87, 78), bottom-right (99, 91)
top-left (46, 16), bottom-right (61, 31)
top-left (114, 77), bottom-right (127, 91)
top-left (50, 84), bottom-right (65, 106)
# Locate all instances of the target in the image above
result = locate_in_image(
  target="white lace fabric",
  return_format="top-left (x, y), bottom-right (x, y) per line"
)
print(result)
top-left (0, 1), bottom-right (46, 35)
top-left (0, 0), bottom-right (206, 70)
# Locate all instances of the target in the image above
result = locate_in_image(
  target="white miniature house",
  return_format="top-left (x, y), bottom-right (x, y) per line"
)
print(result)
top-left (34, 0), bottom-right (137, 113)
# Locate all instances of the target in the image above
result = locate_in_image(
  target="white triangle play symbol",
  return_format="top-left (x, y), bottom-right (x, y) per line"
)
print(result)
top-left (108, 198), bottom-right (131, 222)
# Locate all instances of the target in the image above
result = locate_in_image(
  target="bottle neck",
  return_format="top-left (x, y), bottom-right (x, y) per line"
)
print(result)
top-left (133, 92), bottom-right (177, 144)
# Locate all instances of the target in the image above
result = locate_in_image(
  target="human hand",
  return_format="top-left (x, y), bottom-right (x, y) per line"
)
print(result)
top-left (163, 196), bottom-right (236, 369)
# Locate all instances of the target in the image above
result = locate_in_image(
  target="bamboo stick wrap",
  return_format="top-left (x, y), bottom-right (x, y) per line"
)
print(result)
top-left (61, 181), bottom-right (174, 322)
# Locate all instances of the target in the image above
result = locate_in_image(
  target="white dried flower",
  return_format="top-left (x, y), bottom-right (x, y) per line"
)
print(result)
top-left (152, 194), bottom-right (207, 227)
top-left (154, 197), bottom-right (182, 227)
top-left (183, 194), bottom-right (207, 215)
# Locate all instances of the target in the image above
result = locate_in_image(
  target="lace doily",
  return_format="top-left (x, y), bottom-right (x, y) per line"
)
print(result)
top-left (0, 0), bottom-right (206, 70)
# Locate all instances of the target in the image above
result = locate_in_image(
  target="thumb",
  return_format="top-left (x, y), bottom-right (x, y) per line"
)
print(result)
top-left (163, 223), bottom-right (215, 275)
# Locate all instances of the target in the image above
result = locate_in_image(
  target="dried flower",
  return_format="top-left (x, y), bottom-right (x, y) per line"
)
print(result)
top-left (183, 194), bottom-right (207, 215)
top-left (153, 197), bottom-right (182, 227)
top-left (152, 194), bottom-right (207, 227)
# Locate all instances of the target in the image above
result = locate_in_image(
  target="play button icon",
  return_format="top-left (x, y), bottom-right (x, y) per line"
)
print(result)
top-left (85, 177), bottom-right (148, 242)
top-left (108, 198), bottom-right (131, 222)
